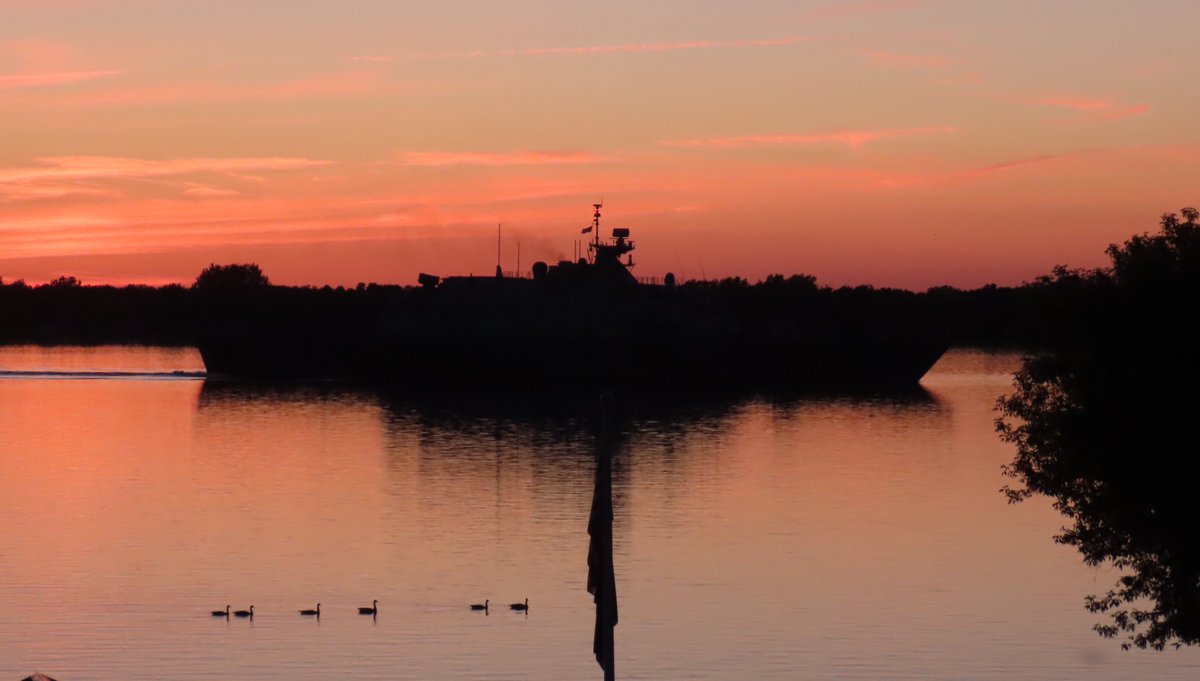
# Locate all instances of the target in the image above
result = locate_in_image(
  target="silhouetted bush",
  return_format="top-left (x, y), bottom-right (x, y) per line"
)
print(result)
top-left (193, 263), bottom-right (270, 292)
top-left (998, 207), bottom-right (1200, 650)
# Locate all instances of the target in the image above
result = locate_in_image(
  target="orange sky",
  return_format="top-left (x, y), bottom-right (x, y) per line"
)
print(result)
top-left (2, 1), bottom-right (1198, 289)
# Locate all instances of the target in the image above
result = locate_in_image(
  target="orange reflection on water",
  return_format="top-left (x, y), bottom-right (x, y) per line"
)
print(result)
top-left (2, 349), bottom-right (1198, 680)
top-left (0, 377), bottom-right (203, 595)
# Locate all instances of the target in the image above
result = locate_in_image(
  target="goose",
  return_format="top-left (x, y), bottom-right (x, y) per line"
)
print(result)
top-left (470, 599), bottom-right (489, 611)
top-left (299, 603), bottom-right (320, 616)
top-left (211, 605), bottom-right (230, 617)
top-left (358, 600), bottom-right (378, 615)
top-left (233, 605), bottom-right (254, 618)
top-left (509, 598), bottom-right (528, 611)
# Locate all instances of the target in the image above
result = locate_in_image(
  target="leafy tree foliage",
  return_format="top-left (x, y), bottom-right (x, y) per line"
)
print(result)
top-left (998, 208), bottom-right (1200, 650)
top-left (192, 263), bottom-right (270, 292)
top-left (47, 275), bottom-right (81, 288)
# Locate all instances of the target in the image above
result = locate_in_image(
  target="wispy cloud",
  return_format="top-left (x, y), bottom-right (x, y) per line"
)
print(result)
top-left (1081, 104), bottom-right (1151, 123)
top-left (66, 69), bottom-right (394, 106)
top-left (0, 183), bottom-right (119, 202)
top-left (660, 126), bottom-right (956, 150)
top-left (807, 0), bottom-right (926, 20)
top-left (861, 50), bottom-right (952, 68)
top-left (932, 72), bottom-right (985, 87)
top-left (365, 35), bottom-right (811, 62)
top-left (1032, 97), bottom-right (1112, 111)
top-left (181, 182), bottom-right (241, 198)
top-left (1128, 59), bottom-right (1171, 78)
top-left (0, 156), bottom-right (331, 184)
top-left (495, 35), bottom-right (811, 56)
top-left (392, 150), bottom-right (617, 167)
top-left (0, 169), bottom-right (706, 262)
top-left (964, 152), bottom-right (1084, 177)
top-left (0, 156), bottom-right (330, 202)
top-left (0, 69), bottom-right (123, 90)
top-left (1027, 96), bottom-right (1151, 124)
top-left (0, 198), bottom-right (497, 260)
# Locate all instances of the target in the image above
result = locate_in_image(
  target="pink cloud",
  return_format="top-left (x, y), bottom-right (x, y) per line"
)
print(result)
top-left (0, 69), bottom-right (123, 90)
top-left (1077, 104), bottom-right (1151, 123)
top-left (1027, 96), bottom-right (1151, 125)
top-left (0, 156), bottom-right (331, 184)
top-left (1032, 97), bottom-right (1112, 111)
top-left (1129, 59), bottom-right (1171, 78)
top-left (66, 69), bottom-right (393, 106)
top-left (505, 35), bottom-right (810, 56)
top-left (807, 0), bottom-right (925, 20)
top-left (964, 153), bottom-right (1083, 177)
top-left (660, 126), bottom-right (956, 150)
top-left (0, 183), bottom-right (119, 202)
top-left (0, 156), bottom-right (330, 204)
top-left (861, 50), bottom-right (952, 68)
top-left (952, 145), bottom-right (1192, 181)
top-left (931, 72), bottom-right (985, 87)
top-left (181, 182), bottom-right (241, 198)
top-left (399, 35), bottom-right (811, 60)
top-left (393, 150), bottom-right (617, 167)
top-left (0, 167), bottom-right (708, 262)
top-left (755, 145), bottom-right (1158, 191)
top-left (0, 39), bottom-right (79, 68)
top-left (0, 199), bottom-right (491, 260)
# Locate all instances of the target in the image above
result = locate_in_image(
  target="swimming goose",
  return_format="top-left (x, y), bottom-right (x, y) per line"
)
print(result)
top-left (211, 605), bottom-right (230, 617)
top-left (299, 603), bottom-right (320, 616)
top-left (470, 599), bottom-right (489, 611)
top-left (509, 598), bottom-right (528, 611)
top-left (358, 600), bottom-right (378, 615)
top-left (233, 605), bottom-right (254, 618)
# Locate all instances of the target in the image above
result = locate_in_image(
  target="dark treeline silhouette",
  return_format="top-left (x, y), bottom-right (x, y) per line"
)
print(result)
top-left (0, 264), bottom-right (418, 345)
top-left (998, 207), bottom-right (1200, 650)
top-left (0, 276), bottom-right (195, 345)
top-left (0, 261), bottom-right (1117, 350)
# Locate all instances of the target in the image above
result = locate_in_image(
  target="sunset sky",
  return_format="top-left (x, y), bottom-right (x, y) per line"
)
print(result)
top-left (2, 0), bottom-right (1198, 289)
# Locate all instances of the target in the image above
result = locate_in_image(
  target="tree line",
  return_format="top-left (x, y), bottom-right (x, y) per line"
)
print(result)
top-left (0, 255), bottom-right (1122, 348)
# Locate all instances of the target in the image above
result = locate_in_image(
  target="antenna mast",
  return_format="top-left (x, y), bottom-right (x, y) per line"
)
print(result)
top-left (590, 202), bottom-right (603, 262)
top-left (495, 223), bottom-right (503, 278)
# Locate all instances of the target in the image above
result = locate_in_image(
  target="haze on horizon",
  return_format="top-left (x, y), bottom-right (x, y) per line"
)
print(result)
top-left (2, 0), bottom-right (1198, 290)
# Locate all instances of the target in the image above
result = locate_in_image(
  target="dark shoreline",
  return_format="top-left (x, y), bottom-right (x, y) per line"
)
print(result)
top-left (0, 275), bottom-right (1095, 351)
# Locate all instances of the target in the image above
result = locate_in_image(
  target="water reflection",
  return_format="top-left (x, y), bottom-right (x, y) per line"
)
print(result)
top-left (19, 349), bottom-right (1200, 679)
top-left (197, 382), bottom-right (944, 678)
top-left (589, 398), bottom-right (618, 680)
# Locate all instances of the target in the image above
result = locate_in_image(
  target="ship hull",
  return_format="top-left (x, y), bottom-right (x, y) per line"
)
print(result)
top-left (197, 328), bottom-right (947, 390)
top-left (195, 276), bottom-right (949, 390)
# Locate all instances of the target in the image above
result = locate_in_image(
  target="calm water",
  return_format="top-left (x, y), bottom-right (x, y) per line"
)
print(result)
top-left (1, 346), bottom-right (1196, 680)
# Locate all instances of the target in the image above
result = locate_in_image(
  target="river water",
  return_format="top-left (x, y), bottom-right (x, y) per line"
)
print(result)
top-left (0, 346), bottom-right (1196, 680)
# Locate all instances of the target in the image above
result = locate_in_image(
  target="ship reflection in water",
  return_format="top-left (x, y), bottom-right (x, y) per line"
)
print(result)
top-left (589, 397), bottom-right (618, 680)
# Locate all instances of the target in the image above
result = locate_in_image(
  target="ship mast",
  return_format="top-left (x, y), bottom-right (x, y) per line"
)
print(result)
top-left (590, 203), bottom-right (602, 263)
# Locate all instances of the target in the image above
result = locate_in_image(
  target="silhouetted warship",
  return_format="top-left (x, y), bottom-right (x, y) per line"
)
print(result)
top-left (197, 205), bottom-right (947, 389)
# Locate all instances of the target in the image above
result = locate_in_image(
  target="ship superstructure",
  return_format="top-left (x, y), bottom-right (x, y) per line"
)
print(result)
top-left (196, 203), bottom-right (948, 388)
